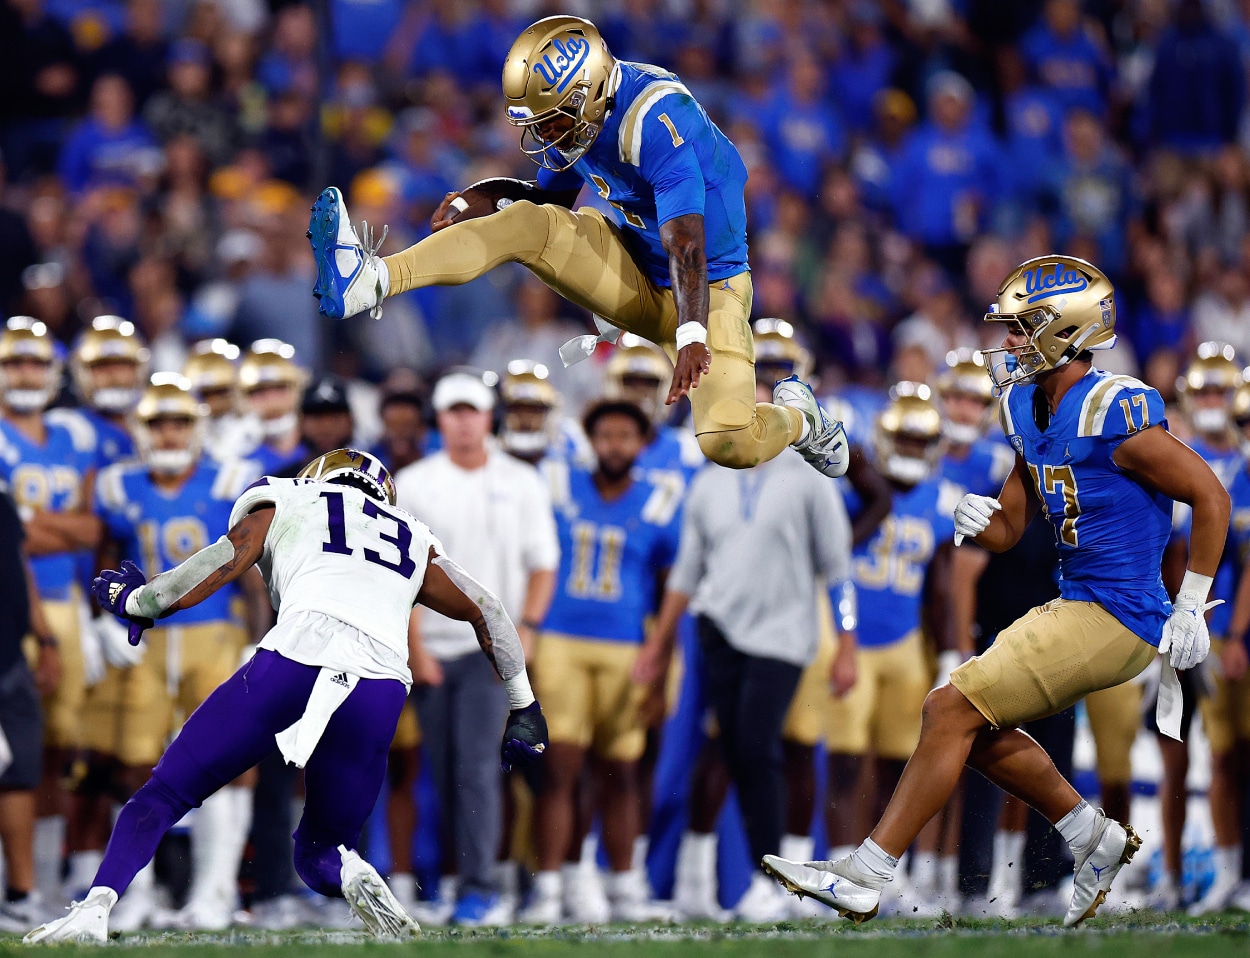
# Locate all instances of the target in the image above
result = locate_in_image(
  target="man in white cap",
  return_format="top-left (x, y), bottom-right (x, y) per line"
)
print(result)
top-left (393, 369), bottom-right (559, 927)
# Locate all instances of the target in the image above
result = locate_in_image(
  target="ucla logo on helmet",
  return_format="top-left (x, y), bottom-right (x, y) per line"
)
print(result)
top-left (1022, 263), bottom-right (1088, 304)
top-left (531, 36), bottom-right (590, 93)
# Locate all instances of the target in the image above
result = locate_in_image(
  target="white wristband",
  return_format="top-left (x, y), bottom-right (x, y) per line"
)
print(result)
top-left (675, 322), bottom-right (707, 351)
top-left (449, 196), bottom-right (468, 214)
top-left (504, 671), bottom-right (535, 710)
top-left (1179, 569), bottom-right (1215, 603)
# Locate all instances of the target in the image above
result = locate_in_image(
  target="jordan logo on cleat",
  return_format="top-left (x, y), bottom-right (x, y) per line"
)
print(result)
top-left (1090, 863), bottom-right (1106, 880)
top-left (822, 878), bottom-right (840, 894)
top-left (331, 672), bottom-right (350, 687)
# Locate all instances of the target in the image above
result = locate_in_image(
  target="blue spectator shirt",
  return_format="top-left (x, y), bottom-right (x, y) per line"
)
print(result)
top-left (940, 438), bottom-right (1015, 499)
top-left (1021, 22), bottom-right (1111, 117)
top-left (890, 121), bottom-right (1001, 247)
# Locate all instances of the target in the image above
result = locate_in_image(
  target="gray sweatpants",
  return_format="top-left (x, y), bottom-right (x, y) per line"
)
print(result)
top-left (412, 649), bottom-right (508, 897)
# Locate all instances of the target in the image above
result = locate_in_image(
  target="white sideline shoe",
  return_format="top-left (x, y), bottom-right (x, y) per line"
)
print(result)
top-left (339, 846), bottom-right (419, 939)
top-left (24, 887), bottom-right (117, 944)
top-left (733, 871), bottom-right (791, 923)
top-left (307, 187), bottom-right (388, 320)
top-left (773, 376), bottom-right (850, 478)
top-left (761, 854), bottom-right (884, 923)
top-left (1064, 813), bottom-right (1141, 927)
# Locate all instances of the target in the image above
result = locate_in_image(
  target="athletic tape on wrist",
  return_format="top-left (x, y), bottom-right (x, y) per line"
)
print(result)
top-left (675, 322), bottom-right (707, 351)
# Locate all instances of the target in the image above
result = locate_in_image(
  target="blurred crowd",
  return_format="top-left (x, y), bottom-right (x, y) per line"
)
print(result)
top-left (3, 0), bottom-right (1250, 935)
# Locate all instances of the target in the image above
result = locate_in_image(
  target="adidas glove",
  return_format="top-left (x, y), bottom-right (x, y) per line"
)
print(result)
top-left (953, 494), bottom-right (1001, 547)
top-left (500, 700), bottom-right (548, 773)
top-left (91, 560), bottom-right (154, 646)
top-left (1160, 570), bottom-right (1221, 671)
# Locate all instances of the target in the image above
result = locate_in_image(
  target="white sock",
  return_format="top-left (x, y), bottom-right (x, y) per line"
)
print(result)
top-left (34, 816), bottom-right (65, 898)
top-left (911, 854), bottom-right (937, 895)
top-left (1054, 800), bottom-right (1098, 851)
top-left (85, 886), bottom-right (118, 909)
top-left (437, 875), bottom-right (458, 904)
top-left (779, 833), bottom-right (814, 864)
top-left (377, 257), bottom-right (390, 298)
top-left (989, 830), bottom-right (1026, 896)
top-left (130, 860), bottom-right (156, 894)
top-left (389, 871), bottom-right (416, 901)
top-left (851, 838), bottom-right (898, 882)
top-left (1215, 846), bottom-right (1242, 881)
top-left (579, 833), bottom-right (599, 869)
top-left (676, 832), bottom-right (717, 887)
top-left (532, 870), bottom-right (561, 901)
top-left (631, 835), bottom-right (649, 873)
top-left (939, 855), bottom-right (959, 898)
top-left (187, 789), bottom-right (234, 906)
top-left (797, 417), bottom-right (811, 443)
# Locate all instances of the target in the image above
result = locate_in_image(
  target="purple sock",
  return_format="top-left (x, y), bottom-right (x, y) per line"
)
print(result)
top-left (294, 838), bottom-right (347, 898)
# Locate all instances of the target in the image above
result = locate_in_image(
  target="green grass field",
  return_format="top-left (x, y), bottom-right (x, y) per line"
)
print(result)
top-left (3, 914), bottom-right (1248, 957)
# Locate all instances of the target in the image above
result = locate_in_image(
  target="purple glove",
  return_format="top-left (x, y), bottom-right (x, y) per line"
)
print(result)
top-left (500, 701), bottom-right (548, 773)
top-left (92, 560), bottom-right (154, 646)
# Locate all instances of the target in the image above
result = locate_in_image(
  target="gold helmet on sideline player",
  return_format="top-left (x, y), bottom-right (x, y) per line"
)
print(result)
top-left (132, 373), bottom-right (207, 475)
top-left (752, 318), bottom-right (813, 384)
top-left (0, 316), bottom-right (60, 413)
top-left (239, 340), bottom-right (307, 441)
top-left (183, 339), bottom-right (241, 417)
top-left (500, 359), bottom-right (560, 460)
top-left (1176, 341), bottom-right (1242, 437)
top-left (937, 348), bottom-right (994, 446)
top-left (72, 315), bottom-right (150, 415)
top-left (298, 448), bottom-right (397, 507)
top-left (874, 381), bottom-right (944, 487)
top-left (981, 255), bottom-right (1117, 389)
top-left (605, 334), bottom-right (671, 424)
top-left (503, 16), bottom-right (617, 172)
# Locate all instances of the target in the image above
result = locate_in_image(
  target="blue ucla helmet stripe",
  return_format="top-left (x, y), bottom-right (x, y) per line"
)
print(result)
top-left (619, 80), bottom-right (692, 165)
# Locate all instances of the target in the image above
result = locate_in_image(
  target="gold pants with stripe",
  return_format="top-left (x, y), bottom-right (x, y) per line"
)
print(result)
top-left (384, 202), bottom-right (802, 468)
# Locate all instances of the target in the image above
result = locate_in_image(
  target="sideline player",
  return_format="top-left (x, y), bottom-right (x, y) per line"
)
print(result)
top-left (307, 16), bottom-right (848, 480)
top-left (762, 256), bottom-right (1231, 927)
top-left (25, 450), bottom-right (549, 942)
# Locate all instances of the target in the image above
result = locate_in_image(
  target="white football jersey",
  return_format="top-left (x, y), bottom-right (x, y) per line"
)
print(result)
top-left (229, 477), bottom-right (438, 682)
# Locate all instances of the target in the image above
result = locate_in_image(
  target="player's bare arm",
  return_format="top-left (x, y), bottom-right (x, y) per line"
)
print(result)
top-left (1112, 425), bottom-right (1230, 577)
top-left (632, 588), bottom-right (690, 686)
top-left (662, 212), bottom-right (712, 405)
top-left (25, 472), bottom-right (103, 553)
top-left (846, 448), bottom-right (893, 545)
top-left (969, 455), bottom-right (1041, 552)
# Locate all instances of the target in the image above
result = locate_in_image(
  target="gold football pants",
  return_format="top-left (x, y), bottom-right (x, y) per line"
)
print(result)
top-left (383, 201), bottom-right (802, 468)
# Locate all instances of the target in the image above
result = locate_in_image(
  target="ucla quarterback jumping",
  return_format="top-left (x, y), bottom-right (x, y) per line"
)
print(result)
top-left (762, 256), bottom-right (1231, 927)
top-left (306, 16), bottom-right (848, 479)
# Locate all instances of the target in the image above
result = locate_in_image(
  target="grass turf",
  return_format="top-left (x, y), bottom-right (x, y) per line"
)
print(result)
top-left (3, 914), bottom-right (1249, 957)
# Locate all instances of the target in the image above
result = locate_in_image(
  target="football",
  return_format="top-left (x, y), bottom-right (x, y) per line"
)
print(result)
top-left (446, 177), bottom-right (537, 223)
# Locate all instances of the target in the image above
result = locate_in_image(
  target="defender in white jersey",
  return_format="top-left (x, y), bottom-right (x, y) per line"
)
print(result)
top-left (26, 449), bottom-right (549, 943)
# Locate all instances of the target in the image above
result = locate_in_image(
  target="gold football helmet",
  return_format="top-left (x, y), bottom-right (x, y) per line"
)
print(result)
top-left (605, 334), bottom-right (671, 423)
top-left (752, 318), bottom-right (813, 383)
top-left (875, 381), bottom-right (944, 486)
top-left (1177, 342), bottom-right (1242, 436)
top-left (500, 359), bottom-right (560, 460)
top-left (298, 447), bottom-right (396, 507)
top-left (238, 339), bottom-right (306, 393)
top-left (72, 315), bottom-right (150, 414)
top-left (1236, 375), bottom-right (1250, 429)
top-left (133, 373), bottom-right (207, 475)
top-left (183, 339), bottom-right (240, 399)
top-left (503, 16), bottom-right (617, 171)
top-left (0, 316), bottom-right (60, 413)
top-left (981, 255), bottom-right (1117, 389)
top-left (937, 348), bottom-right (994, 445)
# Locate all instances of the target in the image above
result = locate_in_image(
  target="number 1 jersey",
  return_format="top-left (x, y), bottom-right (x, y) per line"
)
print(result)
top-left (230, 477), bottom-right (437, 676)
top-left (999, 368), bottom-right (1172, 645)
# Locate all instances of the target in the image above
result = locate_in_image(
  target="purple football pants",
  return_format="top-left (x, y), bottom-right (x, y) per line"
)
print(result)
top-left (94, 649), bottom-right (406, 898)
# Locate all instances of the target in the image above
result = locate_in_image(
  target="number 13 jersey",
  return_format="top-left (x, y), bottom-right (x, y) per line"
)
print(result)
top-left (230, 476), bottom-right (439, 681)
top-left (999, 368), bottom-right (1172, 646)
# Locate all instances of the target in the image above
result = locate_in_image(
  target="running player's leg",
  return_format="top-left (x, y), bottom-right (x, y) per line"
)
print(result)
top-left (382, 204), bottom-right (804, 468)
top-left (92, 651), bottom-right (317, 896)
top-left (292, 677), bottom-right (407, 896)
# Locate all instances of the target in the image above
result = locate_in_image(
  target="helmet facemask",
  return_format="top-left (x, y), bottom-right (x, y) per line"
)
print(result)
top-left (0, 358), bottom-right (58, 414)
top-left (512, 90), bottom-right (603, 172)
top-left (139, 415), bottom-right (203, 476)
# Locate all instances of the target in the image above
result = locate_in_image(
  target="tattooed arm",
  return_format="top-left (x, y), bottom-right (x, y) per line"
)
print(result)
top-left (127, 507), bottom-right (274, 619)
top-left (415, 548), bottom-right (533, 706)
top-left (661, 212), bottom-right (713, 404)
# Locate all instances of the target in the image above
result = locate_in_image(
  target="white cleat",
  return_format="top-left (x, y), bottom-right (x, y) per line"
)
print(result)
top-left (772, 376), bottom-right (850, 478)
top-left (761, 854), bottom-right (883, 923)
top-left (23, 887), bottom-right (117, 944)
top-left (733, 871), bottom-right (792, 923)
top-left (517, 890), bottom-right (563, 926)
top-left (339, 846), bottom-right (420, 939)
top-left (1064, 813), bottom-right (1141, 927)
top-left (307, 187), bottom-right (388, 320)
top-left (1188, 871), bottom-right (1240, 916)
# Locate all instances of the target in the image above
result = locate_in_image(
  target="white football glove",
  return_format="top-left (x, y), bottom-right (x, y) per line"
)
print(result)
top-left (953, 494), bottom-right (1001, 546)
top-left (97, 614), bottom-right (145, 668)
top-left (1159, 571), bottom-right (1220, 671)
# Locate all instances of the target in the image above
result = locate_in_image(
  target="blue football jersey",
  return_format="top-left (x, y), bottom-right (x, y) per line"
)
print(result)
top-left (0, 416), bottom-right (96, 600)
top-left (543, 467), bottom-right (682, 643)
top-left (535, 61), bottom-right (749, 286)
top-left (250, 441), bottom-right (310, 476)
top-left (844, 477), bottom-right (960, 648)
top-left (634, 423), bottom-right (702, 496)
top-left (940, 438), bottom-right (1015, 499)
top-left (1229, 461), bottom-right (1250, 568)
top-left (95, 458), bottom-right (261, 624)
top-left (1000, 369), bottom-right (1172, 645)
top-left (1178, 439), bottom-right (1248, 636)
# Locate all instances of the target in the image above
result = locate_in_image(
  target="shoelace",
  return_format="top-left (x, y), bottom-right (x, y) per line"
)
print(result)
top-left (357, 220), bottom-right (389, 320)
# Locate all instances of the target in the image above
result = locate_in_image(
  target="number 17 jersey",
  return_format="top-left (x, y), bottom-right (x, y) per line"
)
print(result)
top-left (999, 368), bottom-right (1172, 646)
top-left (230, 477), bottom-right (438, 678)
